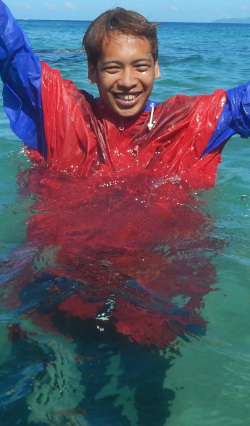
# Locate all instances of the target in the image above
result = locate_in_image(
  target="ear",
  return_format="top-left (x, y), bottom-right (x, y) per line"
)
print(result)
top-left (88, 64), bottom-right (97, 84)
top-left (154, 60), bottom-right (161, 80)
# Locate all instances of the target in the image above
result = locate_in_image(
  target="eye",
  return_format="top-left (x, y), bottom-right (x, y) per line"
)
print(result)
top-left (135, 63), bottom-right (151, 72)
top-left (103, 65), bottom-right (121, 74)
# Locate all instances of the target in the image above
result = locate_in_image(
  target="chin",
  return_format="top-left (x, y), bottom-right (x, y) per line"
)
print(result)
top-left (115, 105), bottom-right (145, 118)
top-left (117, 110), bottom-right (138, 118)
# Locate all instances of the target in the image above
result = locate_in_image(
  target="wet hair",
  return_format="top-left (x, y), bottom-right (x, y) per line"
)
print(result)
top-left (82, 8), bottom-right (159, 66)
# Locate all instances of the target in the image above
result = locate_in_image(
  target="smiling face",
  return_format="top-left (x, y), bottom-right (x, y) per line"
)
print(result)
top-left (88, 33), bottom-right (161, 118)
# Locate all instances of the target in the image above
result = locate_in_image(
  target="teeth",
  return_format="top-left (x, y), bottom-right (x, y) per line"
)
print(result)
top-left (116, 94), bottom-right (137, 101)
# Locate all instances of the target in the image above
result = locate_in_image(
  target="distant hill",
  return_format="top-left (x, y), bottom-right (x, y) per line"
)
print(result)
top-left (212, 17), bottom-right (250, 24)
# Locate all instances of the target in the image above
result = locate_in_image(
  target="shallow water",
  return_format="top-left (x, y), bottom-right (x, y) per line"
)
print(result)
top-left (0, 18), bottom-right (250, 425)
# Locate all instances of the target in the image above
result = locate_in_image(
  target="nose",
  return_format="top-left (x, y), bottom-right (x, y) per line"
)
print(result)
top-left (117, 66), bottom-right (137, 89)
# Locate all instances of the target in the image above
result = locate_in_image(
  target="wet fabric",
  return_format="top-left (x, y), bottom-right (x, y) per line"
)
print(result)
top-left (0, 0), bottom-right (47, 156)
top-left (203, 82), bottom-right (250, 155)
top-left (39, 62), bottom-right (227, 189)
top-left (2, 168), bottom-right (224, 349)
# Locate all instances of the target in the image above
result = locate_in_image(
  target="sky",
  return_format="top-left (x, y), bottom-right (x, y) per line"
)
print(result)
top-left (5, 0), bottom-right (250, 22)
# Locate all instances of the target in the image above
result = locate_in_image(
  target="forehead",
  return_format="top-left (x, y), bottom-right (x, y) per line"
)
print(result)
top-left (99, 33), bottom-right (153, 62)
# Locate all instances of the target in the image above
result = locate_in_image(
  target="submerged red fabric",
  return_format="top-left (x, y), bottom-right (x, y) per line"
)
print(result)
top-left (4, 168), bottom-right (223, 348)
top-left (40, 62), bottom-right (227, 189)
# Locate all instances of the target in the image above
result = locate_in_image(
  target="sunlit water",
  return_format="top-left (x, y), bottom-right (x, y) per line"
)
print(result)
top-left (0, 19), bottom-right (250, 425)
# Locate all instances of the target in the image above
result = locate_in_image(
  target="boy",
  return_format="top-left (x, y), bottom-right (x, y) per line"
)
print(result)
top-left (0, 4), bottom-right (232, 399)
top-left (1, 1), bottom-right (249, 189)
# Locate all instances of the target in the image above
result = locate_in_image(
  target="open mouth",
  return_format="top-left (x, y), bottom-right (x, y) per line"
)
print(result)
top-left (115, 93), bottom-right (141, 103)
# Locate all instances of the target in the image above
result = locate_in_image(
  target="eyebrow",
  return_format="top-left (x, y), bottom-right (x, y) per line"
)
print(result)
top-left (101, 58), bottom-right (153, 66)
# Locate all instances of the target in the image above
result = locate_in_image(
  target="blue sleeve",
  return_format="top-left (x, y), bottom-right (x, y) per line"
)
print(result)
top-left (203, 81), bottom-right (250, 156)
top-left (0, 1), bottom-right (46, 156)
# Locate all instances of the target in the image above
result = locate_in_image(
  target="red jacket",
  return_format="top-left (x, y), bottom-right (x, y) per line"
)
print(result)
top-left (39, 62), bottom-right (227, 189)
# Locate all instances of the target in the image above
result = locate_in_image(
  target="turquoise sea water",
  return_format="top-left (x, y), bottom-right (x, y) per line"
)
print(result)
top-left (0, 19), bottom-right (250, 425)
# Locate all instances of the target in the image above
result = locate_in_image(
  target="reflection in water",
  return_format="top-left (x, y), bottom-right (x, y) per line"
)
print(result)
top-left (0, 168), bottom-right (223, 425)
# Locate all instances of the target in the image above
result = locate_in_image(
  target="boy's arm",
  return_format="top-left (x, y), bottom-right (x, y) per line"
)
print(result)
top-left (203, 81), bottom-right (250, 155)
top-left (0, 1), bottom-right (46, 156)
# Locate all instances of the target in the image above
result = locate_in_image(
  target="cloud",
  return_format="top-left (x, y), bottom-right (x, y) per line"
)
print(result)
top-left (45, 2), bottom-right (57, 9)
top-left (65, 2), bottom-right (76, 9)
top-left (23, 4), bottom-right (32, 9)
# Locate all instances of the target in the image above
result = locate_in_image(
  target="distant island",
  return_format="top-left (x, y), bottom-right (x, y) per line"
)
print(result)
top-left (212, 17), bottom-right (250, 24)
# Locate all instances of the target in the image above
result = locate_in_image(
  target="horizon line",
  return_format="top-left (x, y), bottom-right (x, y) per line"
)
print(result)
top-left (17, 18), bottom-right (250, 24)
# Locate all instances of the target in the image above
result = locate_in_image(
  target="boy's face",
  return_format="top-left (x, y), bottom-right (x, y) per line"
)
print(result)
top-left (88, 33), bottom-right (161, 118)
